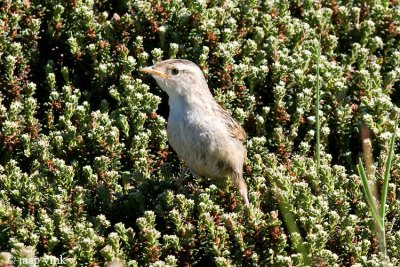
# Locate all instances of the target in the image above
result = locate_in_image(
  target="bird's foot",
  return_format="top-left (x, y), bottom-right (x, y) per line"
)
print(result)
top-left (175, 164), bottom-right (189, 186)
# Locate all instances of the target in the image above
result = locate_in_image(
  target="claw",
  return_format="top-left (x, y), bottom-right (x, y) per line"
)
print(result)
top-left (175, 165), bottom-right (189, 186)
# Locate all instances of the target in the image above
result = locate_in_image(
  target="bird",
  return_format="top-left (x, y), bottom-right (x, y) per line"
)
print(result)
top-left (140, 59), bottom-right (249, 204)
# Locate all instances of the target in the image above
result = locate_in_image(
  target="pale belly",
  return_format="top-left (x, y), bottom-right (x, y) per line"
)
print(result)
top-left (167, 114), bottom-right (244, 178)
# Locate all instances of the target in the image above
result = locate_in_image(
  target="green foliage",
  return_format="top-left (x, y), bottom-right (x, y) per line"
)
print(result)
top-left (0, 0), bottom-right (399, 265)
top-left (357, 122), bottom-right (397, 257)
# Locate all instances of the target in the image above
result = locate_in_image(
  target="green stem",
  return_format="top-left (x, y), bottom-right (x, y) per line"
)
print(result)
top-left (277, 194), bottom-right (310, 265)
top-left (357, 158), bottom-right (384, 232)
top-left (380, 128), bottom-right (397, 219)
top-left (315, 39), bottom-right (321, 175)
top-left (379, 123), bottom-right (397, 256)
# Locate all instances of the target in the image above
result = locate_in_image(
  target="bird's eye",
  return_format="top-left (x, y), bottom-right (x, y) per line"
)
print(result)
top-left (171, 68), bottom-right (179, 75)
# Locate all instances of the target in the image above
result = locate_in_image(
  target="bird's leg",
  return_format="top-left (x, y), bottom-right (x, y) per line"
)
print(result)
top-left (231, 171), bottom-right (249, 205)
top-left (189, 169), bottom-right (202, 180)
top-left (176, 164), bottom-right (189, 186)
top-left (186, 169), bottom-right (202, 191)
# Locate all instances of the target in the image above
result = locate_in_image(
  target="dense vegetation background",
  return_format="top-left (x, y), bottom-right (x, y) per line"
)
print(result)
top-left (0, 0), bottom-right (399, 266)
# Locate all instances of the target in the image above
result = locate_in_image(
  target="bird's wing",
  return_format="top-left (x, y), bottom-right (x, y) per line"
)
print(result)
top-left (214, 104), bottom-right (246, 143)
top-left (229, 119), bottom-right (247, 142)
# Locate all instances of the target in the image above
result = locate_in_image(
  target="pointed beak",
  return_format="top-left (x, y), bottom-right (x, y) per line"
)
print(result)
top-left (140, 66), bottom-right (171, 79)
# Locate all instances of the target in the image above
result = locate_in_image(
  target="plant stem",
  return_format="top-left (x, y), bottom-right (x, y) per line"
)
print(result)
top-left (315, 39), bottom-right (321, 175)
top-left (357, 158), bottom-right (383, 232)
top-left (379, 123), bottom-right (397, 256)
top-left (380, 128), bottom-right (397, 219)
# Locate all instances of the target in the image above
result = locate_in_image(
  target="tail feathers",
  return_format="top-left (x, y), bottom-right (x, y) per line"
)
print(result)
top-left (231, 171), bottom-right (249, 205)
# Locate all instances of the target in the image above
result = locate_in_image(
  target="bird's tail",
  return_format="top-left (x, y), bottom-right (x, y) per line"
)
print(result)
top-left (231, 171), bottom-right (249, 204)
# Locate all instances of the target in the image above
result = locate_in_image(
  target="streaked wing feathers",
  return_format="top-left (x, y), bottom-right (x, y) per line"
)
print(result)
top-left (214, 104), bottom-right (246, 142)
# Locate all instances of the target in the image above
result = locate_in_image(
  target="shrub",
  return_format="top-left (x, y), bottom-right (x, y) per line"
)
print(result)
top-left (0, 0), bottom-right (399, 266)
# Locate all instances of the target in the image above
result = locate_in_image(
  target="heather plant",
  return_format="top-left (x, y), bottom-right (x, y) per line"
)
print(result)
top-left (0, 0), bottom-right (399, 266)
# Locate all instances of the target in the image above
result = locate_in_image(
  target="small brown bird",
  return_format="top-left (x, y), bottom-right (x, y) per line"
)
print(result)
top-left (140, 59), bottom-right (249, 204)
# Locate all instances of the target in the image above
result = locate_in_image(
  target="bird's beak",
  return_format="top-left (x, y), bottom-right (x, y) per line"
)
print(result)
top-left (140, 66), bottom-right (171, 79)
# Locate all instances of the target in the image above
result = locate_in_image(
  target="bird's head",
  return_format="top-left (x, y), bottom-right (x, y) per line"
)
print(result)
top-left (140, 59), bottom-right (209, 98)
